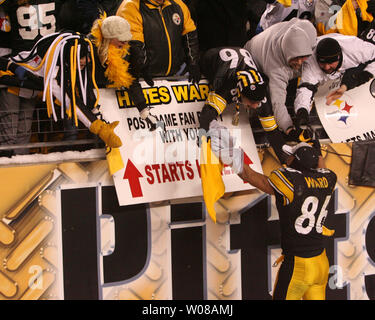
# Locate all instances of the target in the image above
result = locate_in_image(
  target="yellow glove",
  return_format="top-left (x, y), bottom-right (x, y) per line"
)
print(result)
top-left (90, 119), bottom-right (122, 148)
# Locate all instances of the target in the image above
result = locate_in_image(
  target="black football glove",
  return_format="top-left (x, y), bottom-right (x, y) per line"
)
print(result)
top-left (295, 108), bottom-right (309, 128)
top-left (341, 64), bottom-right (373, 90)
top-left (310, 138), bottom-right (322, 156)
top-left (287, 126), bottom-right (314, 142)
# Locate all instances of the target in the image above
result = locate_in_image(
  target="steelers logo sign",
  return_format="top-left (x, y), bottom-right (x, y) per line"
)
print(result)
top-left (172, 13), bottom-right (181, 25)
top-left (324, 96), bottom-right (357, 129)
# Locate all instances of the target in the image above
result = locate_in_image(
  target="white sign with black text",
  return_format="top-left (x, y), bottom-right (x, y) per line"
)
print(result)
top-left (98, 79), bottom-right (262, 206)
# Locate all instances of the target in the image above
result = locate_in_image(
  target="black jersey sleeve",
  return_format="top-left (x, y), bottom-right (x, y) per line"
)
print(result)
top-left (268, 168), bottom-right (295, 206)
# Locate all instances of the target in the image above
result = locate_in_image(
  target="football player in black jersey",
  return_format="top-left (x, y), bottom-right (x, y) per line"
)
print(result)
top-left (198, 46), bottom-right (287, 163)
top-left (209, 122), bottom-right (337, 299)
top-left (243, 141), bottom-right (336, 299)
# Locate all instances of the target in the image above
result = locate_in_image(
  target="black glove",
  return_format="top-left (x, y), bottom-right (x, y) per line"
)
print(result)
top-left (188, 63), bottom-right (201, 84)
top-left (341, 64), bottom-right (373, 90)
top-left (287, 127), bottom-right (314, 142)
top-left (197, 104), bottom-right (218, 146)
top-left (311, 138), bottom-right (322, 156)
top-left (129, 40), bottom-right (154, 87)
top-left (295, 108), bottom-right (309, 128)
top-left (142, 66), bottom-right (154, 87)
top-left (367, 0), bottom-right (375, 16)
top-left (184, 30), bottom-right (200, 83)
top-left (127, 80), bottom-right (150, 114)
top-left (199, 104), bottom-right (219, 132)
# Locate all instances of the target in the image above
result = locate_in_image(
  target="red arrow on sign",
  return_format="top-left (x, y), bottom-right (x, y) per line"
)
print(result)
top-left (244, 152), bottom-right (253, 166)
top-left (222, 151), bottom-right (253, 172)
top-left (123, 159), bottom-right (143, 198)
top-left (243, 152), bottom-right (253, 184)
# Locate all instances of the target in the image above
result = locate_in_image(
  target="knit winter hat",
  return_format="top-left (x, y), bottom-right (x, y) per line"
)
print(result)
top-left (316, 37), bottom-right (342, 63)
top-left (101, 16), bottom-right (132, 42)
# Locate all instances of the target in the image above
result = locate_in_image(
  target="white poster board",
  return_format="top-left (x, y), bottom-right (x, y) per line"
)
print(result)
top-left (314, 79), bottom-right (375, 143)
top-left (98, 79), bottom-right (262, 206)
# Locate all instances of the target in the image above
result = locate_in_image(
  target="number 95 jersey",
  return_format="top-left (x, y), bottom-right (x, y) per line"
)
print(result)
top-left (3, 0), bottom-right (62, 54)
top-left (268, 166), bottom-right (337, 258)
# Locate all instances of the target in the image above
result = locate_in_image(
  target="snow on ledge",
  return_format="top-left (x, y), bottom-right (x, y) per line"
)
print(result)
top-left (0, 148), bottom-right (107, 167)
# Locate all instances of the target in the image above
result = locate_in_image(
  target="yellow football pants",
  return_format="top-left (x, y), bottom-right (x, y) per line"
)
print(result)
top-left (272, 249), bottom-right (329, 300)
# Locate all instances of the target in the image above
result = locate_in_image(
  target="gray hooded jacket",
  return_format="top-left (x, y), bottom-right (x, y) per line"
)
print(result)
top-left (244, 18), bottom-right (317, 132)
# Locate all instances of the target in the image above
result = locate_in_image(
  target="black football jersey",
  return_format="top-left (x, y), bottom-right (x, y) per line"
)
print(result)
top-left (200, 46), bottom-right (260, 106)
top-left (3, 0), bottom-right (62, 54)
top-left (268, 166), bottom-right (337, 258)
top-left (360, 21), bottom-right (375, 46)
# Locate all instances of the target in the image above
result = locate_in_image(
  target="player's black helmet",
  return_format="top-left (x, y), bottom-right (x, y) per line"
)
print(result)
top-left (283, 142), bottom-right (320, 170)
top-left (236, 69), bottom-right (267, 101)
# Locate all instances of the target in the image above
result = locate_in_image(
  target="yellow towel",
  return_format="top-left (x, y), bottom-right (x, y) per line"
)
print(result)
top-left (200, 137), bottom-right (225, 223)
top-left (317, 0), bottom-right (373, 35)
top-left (276, 0), bottom-right (292, 7)
top-left (322, 225), bottom-right (335, 237)
top-left (106, 147), bottom-right (124, 176)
